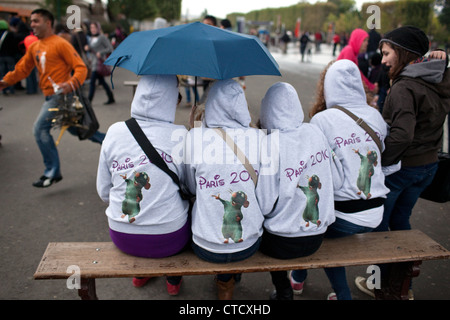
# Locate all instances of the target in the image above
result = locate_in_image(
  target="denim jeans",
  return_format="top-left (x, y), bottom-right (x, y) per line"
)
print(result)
top-left (192, 237), bottom-right (261, 282)
top-left (34, 95), bottom-right (105, 178)
top-left (375, 162), bottom-right (438, 232)
top-left (323, 218), bottom-right (374, 300)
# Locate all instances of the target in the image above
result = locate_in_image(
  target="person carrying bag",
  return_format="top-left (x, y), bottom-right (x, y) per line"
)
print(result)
top-left (84, 21), bottom-right (115, 104)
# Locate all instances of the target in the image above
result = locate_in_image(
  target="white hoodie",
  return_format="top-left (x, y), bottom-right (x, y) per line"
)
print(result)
top-left (256, 82), bottom-right (342, 237)
top-left (96, 75), bottom-right (189, 235)
top-left (310, 59), bottom-right (390, 228)
top-left (185, 79), bottom-right (264, 253)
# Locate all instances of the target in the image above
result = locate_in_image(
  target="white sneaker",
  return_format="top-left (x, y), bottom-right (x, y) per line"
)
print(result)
top-left (327, 292), bottom-right (337, 300)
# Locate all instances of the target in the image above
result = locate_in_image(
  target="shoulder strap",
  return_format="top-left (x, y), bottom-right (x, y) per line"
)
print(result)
top-left (332, 105), bottom-right (383, 153)
top-left (125, 118), bottom-right (180, 186)
top-left (214, 128), bottom-right (258, 187)
top-left (0, 31), bottom-right (8, 51)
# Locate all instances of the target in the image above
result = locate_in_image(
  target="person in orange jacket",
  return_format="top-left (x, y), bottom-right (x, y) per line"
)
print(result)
top-left (0, 8), bottom-right (104, 188)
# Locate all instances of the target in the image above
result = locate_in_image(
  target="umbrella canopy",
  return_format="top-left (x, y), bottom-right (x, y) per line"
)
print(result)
top-left (104, 22), bottom-right (281, 80)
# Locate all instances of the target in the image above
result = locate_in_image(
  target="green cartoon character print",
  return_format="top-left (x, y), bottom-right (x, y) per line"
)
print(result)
top-left (297, 175), bottom-right (322, 227)
top-left (353, 149), bottom-right (378, 199)
top-left (212, 190), bottom-right (249, 243)
top-left (120, 172), bottom-right (151, 223)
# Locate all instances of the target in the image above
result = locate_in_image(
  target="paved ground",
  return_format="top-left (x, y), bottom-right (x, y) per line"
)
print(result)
top-left (0, 43), bottom-right (448, 305)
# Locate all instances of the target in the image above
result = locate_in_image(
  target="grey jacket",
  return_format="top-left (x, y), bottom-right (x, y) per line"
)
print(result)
top-left (87, 34), bottom-right (113, 70)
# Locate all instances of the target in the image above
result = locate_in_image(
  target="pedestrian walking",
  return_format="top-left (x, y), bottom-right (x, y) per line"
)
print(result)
top-left (299, 32), bottom-right (311, 62)
top-left (0, 8), bottom-right (104, 188)
top-left (337, 28), bottom-right (377, 92)
top-left (84, 21), bottom-right (115, 105)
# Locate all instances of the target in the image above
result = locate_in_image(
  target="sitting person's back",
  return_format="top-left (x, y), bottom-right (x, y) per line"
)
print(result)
top-left (96, 74), bottom-right (190, 294)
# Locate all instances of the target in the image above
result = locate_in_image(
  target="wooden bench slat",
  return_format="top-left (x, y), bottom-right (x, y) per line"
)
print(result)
top-left (34, 230), bottom-right (450, 280)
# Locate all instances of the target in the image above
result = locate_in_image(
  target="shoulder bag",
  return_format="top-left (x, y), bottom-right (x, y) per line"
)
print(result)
top-left (73, 79), bottom-right (99, 140)
top-left (125, 118), bottom-right (194, 203)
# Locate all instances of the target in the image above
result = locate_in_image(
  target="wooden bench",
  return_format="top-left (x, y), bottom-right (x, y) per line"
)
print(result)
top-left (124, 80), bottom-right (139, 96)
top-left (34, 230), bottom-right (450, 300)
top-left (124, 79), bottom-right (198, 97)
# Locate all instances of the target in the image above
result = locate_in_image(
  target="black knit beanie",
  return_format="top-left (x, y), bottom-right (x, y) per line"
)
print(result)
top-left (380, 26), bottom-right (429, 56)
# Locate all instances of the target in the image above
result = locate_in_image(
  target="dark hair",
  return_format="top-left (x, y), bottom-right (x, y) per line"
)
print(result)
top-left (380, 41), bottom-right (420, 80)
top-left (54, 22), bottom-right (69, 34)
top-left (220, 19), bottom-right (232, 29)
top-left (370, 53), bottom-right (382, 66)
top-left (203, 15), bottom-right (217, 26)
top-left (31, 8), bottom-right (55, 27)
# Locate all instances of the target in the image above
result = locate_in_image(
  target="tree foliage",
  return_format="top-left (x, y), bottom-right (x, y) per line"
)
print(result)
top-left (44, 0), bottom-right (73, 20)
top-left (107, 0), bottom-right (181, 22)
top-left (438, 0), bottom-right (450, 32)
top-left (228, 0), bottom-right (448, 44)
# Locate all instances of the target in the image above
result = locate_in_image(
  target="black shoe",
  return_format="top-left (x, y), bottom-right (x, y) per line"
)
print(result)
top-left (269, 289), bottom-right (293, 300)
top-left (32, 175), bottom-right (63, 188)
top-left (104, 99), bottom-right (115, 105)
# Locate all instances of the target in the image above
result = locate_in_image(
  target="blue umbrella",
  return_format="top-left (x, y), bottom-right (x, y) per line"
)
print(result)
top-left (104, 22), bottom-right (281, 80)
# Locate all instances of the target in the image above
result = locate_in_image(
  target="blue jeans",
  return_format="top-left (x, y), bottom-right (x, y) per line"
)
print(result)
top-left (375, 163), bottom-right (438, 232)
top-left (192, 237), bottom-right (261, 282)
top-left (322, 218), bottom-right (374, 300)
top-left (34, 95), bottom-right (105, 179)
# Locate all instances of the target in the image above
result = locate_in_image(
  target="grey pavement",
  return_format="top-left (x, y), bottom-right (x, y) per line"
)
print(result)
top-left (0, 43), bottom-right (448, 303)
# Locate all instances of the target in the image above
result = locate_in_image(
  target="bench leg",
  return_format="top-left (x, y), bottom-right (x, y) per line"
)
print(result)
top-left (78, 278), bottom-right (98, 300)
top-left (374, 261), bottom-right (421, 300)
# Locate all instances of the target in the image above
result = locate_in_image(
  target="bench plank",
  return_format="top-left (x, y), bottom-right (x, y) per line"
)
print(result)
top-left (34, 230), bottom-right (449, 280)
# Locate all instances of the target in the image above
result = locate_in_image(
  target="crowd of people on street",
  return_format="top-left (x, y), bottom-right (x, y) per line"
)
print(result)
top-left (1, 9), bottom-right (449, 300)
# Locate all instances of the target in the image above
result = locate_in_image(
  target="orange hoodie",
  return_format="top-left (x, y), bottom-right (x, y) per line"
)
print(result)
top-left (3, 34), bottom-right (87, 96)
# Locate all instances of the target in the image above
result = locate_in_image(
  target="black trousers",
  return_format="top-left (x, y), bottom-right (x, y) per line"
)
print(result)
top-left (260, 230), bottom-right (324, 291)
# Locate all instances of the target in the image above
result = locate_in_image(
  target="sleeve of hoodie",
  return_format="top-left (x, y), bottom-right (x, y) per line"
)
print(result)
top-left (96, 144), bottom-right (112, 203)
top-left (381, 83), bottom-right (416, 166)
top-left (255, 134), bottom-right (280, 216)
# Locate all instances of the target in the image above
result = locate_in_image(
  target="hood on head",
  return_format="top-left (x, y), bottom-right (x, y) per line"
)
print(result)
top-left (131, 75), bottom-right (178, 123)
top-left (205, 79), bottom-right (251, 128)
top-left (348, 28), bottom-right (368, 55)
top-left (324, 59), bottom-right (368, 109)
top-left (260, 82), bottom-right (304, 131)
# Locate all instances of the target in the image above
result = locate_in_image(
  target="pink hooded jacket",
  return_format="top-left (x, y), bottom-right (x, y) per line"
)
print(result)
top-left (337, 28), bottom-right (375, 91)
